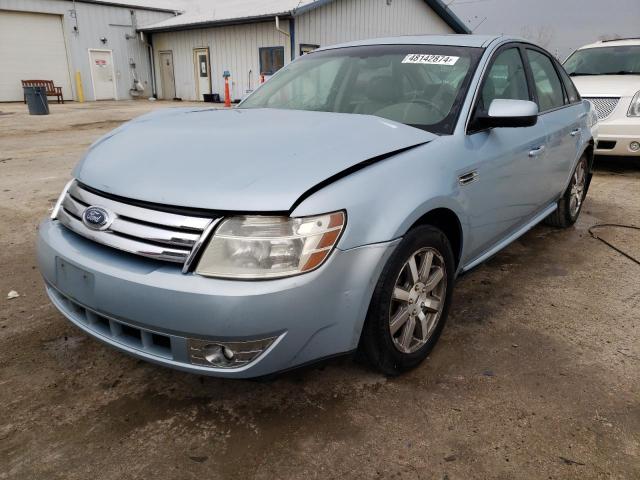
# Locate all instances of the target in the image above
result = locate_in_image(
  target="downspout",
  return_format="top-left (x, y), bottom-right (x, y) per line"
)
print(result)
top-left (275, 16), bottom-right (294, 61)
top-left (140, 31), bottom-right (157, 98)
top-left (290, 17), bottom-right (296, 61)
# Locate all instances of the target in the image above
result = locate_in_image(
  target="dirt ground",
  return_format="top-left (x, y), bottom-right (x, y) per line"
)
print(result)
top-left (0, 101), bottom-right (638, 480)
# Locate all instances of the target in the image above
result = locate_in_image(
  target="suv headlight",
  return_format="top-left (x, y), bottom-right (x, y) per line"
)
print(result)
top-left (195, 211), bottom-right (345, 279)
top-left (628, 91), bottom-right (640, 117)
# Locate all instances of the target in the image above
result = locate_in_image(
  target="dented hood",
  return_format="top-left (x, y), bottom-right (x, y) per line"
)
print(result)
top-left (74, 108), bottom-right (435, 212)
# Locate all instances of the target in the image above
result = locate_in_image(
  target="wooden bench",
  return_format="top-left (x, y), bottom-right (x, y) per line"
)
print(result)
top-left (21, 80), bottom-right (64, 104)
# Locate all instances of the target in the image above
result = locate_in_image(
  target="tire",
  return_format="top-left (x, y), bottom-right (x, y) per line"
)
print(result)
top-left (544, 155), bottom-right (590, 228)
top-left (360, 225), bottom-right (455, 376)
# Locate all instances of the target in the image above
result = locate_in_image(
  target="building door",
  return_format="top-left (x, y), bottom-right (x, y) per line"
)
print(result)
top-left (0, 10), bottom-right (72, 101)
top-left (159, 51), bottom-right (176, 100)
top-left (194, 48), bottom-right (211, 100)
top-left (88, 49), bottom-right (116, 100)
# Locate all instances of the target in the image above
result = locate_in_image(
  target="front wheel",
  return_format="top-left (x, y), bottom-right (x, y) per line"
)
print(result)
top-left (360, 225), bottom-right (455, 376)
top-left (544, 155), bottom-right (589, 228)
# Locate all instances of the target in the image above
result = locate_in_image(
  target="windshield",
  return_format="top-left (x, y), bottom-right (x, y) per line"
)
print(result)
top-left (564, 45), bottom-right (640, 76)
top-left (240, 45), bottom-right (483, 134)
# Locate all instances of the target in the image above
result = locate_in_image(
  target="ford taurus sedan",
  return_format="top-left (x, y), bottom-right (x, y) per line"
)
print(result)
top-left (38, 35), bottom-right (594, 378)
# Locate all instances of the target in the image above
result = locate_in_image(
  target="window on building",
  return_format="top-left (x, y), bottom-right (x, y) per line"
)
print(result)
top-left (300, 44), bottom-right (320, 56)
top-left (260, 47), bottom-right (285, 76)
top-left (526, 49), bottom-right (566, 112)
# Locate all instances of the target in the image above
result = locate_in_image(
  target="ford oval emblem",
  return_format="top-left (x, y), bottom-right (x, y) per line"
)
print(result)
top-left (82, 206), bottom-right (112, 231)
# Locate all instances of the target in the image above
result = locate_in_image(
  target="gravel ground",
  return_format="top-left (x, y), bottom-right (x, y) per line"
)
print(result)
top-left (0, 101), bottom-right (638, 480)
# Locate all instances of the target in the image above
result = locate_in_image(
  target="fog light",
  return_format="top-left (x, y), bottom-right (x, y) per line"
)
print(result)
top-left (203, 344), bottom-right (233, 367)
top-left (630, 141), bottom-right (640, 152)
top-left (188, 336), bottom-right (278, 369)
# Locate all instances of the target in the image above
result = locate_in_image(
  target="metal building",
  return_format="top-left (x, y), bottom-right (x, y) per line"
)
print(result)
top-left (141, 0), bottom-right (470, 102)
top-left (0, 0), bottom-right (176, 102)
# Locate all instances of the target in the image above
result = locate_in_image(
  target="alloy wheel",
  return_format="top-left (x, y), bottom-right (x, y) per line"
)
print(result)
top-left (389, 247), bottom-right (447, 354)
top-left (569, 159), bottom-right (587, 217)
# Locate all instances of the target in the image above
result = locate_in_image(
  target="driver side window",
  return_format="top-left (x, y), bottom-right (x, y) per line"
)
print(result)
top-left (479, 48), bottom-right (530, 113)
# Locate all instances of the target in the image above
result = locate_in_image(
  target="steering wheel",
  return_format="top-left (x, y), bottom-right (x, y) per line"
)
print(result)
top-left (408, 99), bottom-right (447, 118)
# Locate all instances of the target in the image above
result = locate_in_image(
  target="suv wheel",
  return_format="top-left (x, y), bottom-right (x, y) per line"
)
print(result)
top-left (360, 225), bottom-right (455, 376)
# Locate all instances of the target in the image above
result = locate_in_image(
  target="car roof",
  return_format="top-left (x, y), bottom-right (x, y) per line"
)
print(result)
top-left (314, 34), bottom-right (515, 52)
top-left (577, 38), bottom-right (640, 50)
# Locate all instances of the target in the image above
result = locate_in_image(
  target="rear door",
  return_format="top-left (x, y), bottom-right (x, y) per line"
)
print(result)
top-left (461, 44), bottom-right (549, 260)
top-left (524, 48), bottom-right (584, 202)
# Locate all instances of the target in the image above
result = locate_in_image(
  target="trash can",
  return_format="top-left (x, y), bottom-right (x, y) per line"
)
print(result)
top-left (23, 86), bottom-right (49, 115)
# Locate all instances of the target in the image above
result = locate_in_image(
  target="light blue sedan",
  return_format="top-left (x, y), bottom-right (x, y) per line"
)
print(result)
top-left (38, 35), bottom-right (594, 378)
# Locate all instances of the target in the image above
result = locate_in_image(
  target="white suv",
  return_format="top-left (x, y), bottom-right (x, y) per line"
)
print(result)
top-left (564, 38), bottom-right (640, 157)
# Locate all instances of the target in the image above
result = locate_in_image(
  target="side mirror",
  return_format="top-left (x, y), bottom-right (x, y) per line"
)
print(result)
top-left (477, 99), bottom-right (539, 129)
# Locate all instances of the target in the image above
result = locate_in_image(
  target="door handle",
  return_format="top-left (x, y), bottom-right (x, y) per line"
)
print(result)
top-left (529, 145), bottom-right (545, 157)
top-left (570, 129), bottom-right (580, 137)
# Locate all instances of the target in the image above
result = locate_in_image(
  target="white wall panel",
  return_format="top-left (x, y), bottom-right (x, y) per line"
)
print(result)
top-left (296, 0), bottom-right (453, 52)
top-left (152, 20), bottom-right (291, 101)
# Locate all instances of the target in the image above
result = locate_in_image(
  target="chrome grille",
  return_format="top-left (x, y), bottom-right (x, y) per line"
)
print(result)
top-left (55, 181), bottom-right (220, 270)
top-left (584, 97), bottom-right (620, 120)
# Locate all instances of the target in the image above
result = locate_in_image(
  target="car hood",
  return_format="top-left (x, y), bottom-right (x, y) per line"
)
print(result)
top-left (571, 75), bottom-right (640, 97)
top-left (74, 108), bottom-right (435, 212)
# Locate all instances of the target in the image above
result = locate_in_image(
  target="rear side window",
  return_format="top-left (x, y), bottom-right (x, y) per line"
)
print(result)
top-left (557, 65), bottom-right (581, 104)
top-left (526, 49), bottom-right (565, 112)
top-left (479, 48), bottom-right (530, 112)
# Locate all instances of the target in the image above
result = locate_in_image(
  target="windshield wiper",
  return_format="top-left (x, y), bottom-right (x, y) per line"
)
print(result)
top-left (603, 71), bottom-right (640, 75)
top-left (570, 71), bottom-right (639, 76)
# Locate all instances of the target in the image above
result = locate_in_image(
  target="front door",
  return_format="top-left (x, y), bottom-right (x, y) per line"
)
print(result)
top-left (159, 51), bottom-right (176, 100)
top-left (194, 48), bottom-right (211, 100)
top-left (461, 45), bottom-right (549, 262)
top-left (89, 49), bottom-right (116, 100)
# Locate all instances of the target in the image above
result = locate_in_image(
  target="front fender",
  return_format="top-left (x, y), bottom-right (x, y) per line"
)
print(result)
top-left (291, 141), bottom-right (468, 252)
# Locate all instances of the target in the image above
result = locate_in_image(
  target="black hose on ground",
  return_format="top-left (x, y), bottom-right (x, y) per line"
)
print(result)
top-left (588, 223), bottom-right (640, 266)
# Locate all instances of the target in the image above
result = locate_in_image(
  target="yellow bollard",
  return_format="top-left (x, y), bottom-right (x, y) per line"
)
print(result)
top-left (75, 71), bottom-right (85, 103)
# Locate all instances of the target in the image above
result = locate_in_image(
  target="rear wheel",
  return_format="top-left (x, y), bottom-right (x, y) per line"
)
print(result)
top-left (360, 226), bottom-right (455, 376)
top-left (545, 155), bottom-right (589, 228)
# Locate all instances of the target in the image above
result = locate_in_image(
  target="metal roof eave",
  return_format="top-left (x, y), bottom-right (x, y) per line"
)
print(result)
top-left (74, 0), bottom-right (181, 14)
top-left (139, 0), bottom-right (470, 35)
top-left (138, 13), bottom-right (294, 33)
top-left (422, 0), bottom-right (470, 34)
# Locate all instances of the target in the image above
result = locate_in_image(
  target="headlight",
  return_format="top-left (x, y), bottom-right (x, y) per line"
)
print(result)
top-left (195, 211), bottom-right (345, 279)
top-left (629, 91), bottom-right (640, 117)
top-left (587, 103), bottom-right (598, 128)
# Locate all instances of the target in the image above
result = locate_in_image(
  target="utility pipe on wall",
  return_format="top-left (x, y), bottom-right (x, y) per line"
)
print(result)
top-left (275, 16), bottom-right (289, 39)
top-left (275, 15), bottom-right (296, 62)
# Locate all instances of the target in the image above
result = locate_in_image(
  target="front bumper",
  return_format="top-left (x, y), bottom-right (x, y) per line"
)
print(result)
top-left (37, 219), bottom-right (398, 378)
top-left (594, 117), bottom-right (640, 156)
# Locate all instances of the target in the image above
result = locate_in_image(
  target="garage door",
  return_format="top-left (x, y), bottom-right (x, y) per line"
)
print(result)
top-left (0, 10), bottom-right (72, 101)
